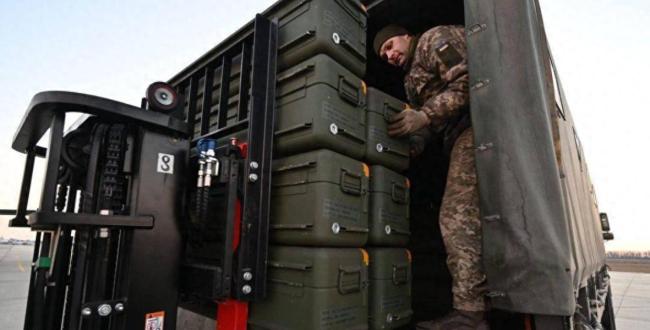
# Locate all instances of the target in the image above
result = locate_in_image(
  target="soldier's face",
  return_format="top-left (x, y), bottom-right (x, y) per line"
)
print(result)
top-left (379, 35), bottom-right (411, 68)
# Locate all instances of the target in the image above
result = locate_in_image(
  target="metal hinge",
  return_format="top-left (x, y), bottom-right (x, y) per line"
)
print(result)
top-left (483, 215), bottom-right (502, 222)
top-left (467, 23), bottom-right (488, 37)
top-left (471, 79), bottom-right (490, 91)
top-left (476, 142), bottom-right (494, 152)
top-left (486, 291), bottom-right (506, 298)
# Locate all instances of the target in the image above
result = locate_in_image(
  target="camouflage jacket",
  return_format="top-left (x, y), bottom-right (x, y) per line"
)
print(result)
top-left (404, 25), bottom-right (469, 131)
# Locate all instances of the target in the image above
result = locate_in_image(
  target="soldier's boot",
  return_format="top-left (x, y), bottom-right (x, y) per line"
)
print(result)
top-left (415, 310), bottom-right (489, 330)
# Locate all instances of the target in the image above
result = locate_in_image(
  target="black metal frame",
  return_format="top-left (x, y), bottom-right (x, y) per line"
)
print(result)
top-left (234, 15), bottom-right (277, 300)
top-left (11, 12), bottom-right (277, 330)
top-left (11, 90), bottom-right (189, 330)
top-left (174, 15), bottom-right (277, 302)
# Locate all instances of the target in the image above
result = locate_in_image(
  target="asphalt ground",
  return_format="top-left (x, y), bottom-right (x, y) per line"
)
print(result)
top-left (1, 244), bottom-right (648, 329)
top-left (0, 244), bottom-right (31, 330)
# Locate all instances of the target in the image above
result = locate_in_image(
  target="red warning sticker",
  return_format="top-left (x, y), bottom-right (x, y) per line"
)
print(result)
top-left (145, 311), bottom-right (165, 330)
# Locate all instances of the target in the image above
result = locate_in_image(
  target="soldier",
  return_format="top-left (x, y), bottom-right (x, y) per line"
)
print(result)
top-left (374, 25), bottom-right (488, 329)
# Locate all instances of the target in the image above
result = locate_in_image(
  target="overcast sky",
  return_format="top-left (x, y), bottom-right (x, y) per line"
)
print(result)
top-left (0, 0), bottom-right (648, 251)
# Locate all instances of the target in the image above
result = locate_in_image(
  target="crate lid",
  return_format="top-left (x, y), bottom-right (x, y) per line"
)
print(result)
top-left (369, 165), bottom-right (409, 203)
top-left (366, 87), bottom-right (407, 117)
top-left (273, 149), bottom-right (369, 191)
top-left (367, 248), bottom-right (411, 282)
top-left (267, 246), bottom-right (369, 289)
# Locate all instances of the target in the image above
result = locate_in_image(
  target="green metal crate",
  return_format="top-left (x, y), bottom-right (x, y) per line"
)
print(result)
top-left (364, 88), bottom-right (409, 172)
top-left (368, 166), bottom-right (410, 246)
top-left (367, 248), bottom-right (413, 330)
top-left (275, 54), bottom-right (366, 159)
top-left (271, 149), bottom-right (369, 246)
top-left (275, 0), bottom-right (367, 77)
top-left (249, 246), bottom-right (369, 330)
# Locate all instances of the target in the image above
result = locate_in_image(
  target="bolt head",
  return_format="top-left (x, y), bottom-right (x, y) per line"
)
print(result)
top-left (331, 222), bottom-right (341, 234)
top-left (243, 272), bottom-right (253, 281)
top-left (97, 304), bottom-right (112, 317)
top-left (114, 303), bottom-right (125, 313)
top-left (329, 123), bottom-right (339, 135)
top-left (376, 143), bottom-right (384, 153)
top-left (384, 225), bottom-right (392, 235)
top-left (81, 307), bottom-right (92, 316)
top-left (249, 173), bottom-right (259, 182)
top-left (250, 161), bottom-right (259, 170)
top-left (242, 285), bottom-right (252, 295)
top-left (332, 32), bottom-right (341, 44)
top-left (386, 314), bottom-right (394, 323)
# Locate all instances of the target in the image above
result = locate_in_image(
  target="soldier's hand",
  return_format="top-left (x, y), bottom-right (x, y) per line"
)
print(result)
top-left (388, 109), bottom-right (431, 137)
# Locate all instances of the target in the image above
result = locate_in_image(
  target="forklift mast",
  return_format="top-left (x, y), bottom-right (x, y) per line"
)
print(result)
top-left (9, 15), bottom-right (277, 330)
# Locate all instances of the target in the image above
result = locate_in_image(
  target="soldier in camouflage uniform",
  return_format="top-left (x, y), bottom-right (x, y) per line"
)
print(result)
top-left (374, 25), bottom-right (488, 329)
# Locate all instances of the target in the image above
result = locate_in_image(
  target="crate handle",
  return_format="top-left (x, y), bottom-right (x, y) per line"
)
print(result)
top-left (392, 264), bottom-right (409, 285)
top-left (335, 0), bottom-right (367, 26)
top-left (270, 223), bottom-right (313, 230)
top-left (376, 144), bottom-right (409, 158)
top-left (338, 76), bottom-right (360, 106)
top-left (279, 30), bottom-right (316, 52)
top-left (333, 223), bottom-right (369, 234)
top-left (337, 37), bottom-right (366, 61)
top-left (340, 169), bottom-right (362, 195)
top-left (391, 182), bottom-right (409, 204)
top-left (389, 226), bottom-right (411, 236)
top-left (269, 278), bottom-right (305, 288)
top-left (273, 161), bottom-right (317, 174)
top-left (382, 102), bottom-right (403, 122)
top-left (277, 64), bottom-right (315, 84)
top-left (274, 122), bottom-right (312, 137)
top-left (268, 261), bottom-right (312, 271)
top-left (334, 126), bottom-right (365, 145)
top-left (338, 265), bottom-right (362, 294)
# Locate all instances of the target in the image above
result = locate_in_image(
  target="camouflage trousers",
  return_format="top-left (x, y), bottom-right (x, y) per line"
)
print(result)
top-left (439, 127), bottom-right (487, 311)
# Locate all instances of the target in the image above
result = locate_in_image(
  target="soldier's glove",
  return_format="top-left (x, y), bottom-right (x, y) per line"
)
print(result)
top-left (388, 108), bottom-right (431, 137)
top-left (410, 127), bottom-right (432, 157)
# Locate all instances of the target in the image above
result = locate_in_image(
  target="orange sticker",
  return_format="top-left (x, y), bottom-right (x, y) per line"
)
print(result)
top-left (362, 163), bottom-right (370, 177)
top-left (360, 248), bottom-right (370, 266)
top-left (406, 249), bottom-right (412, 263)
top-left (145, 311), bottom-right (165, 330)
top-left (361, 80), bottom-right (368, 95)
top-left (405, 178), bottom-right (411, 189)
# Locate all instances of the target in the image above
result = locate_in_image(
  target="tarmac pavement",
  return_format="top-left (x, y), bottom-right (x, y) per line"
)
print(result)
top-left (1, 244), bottom-right (648, 329)
top-left (0, 244), bottom-right (31, 330)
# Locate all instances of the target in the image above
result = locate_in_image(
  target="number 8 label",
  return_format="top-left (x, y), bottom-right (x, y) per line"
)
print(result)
top-left (157, 153), bottom-right (175, 174)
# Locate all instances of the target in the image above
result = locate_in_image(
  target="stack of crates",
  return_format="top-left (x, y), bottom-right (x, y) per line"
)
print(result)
top-left (248, 0), bottom-right (413, 328)
top-left (248, 0), bottom-right (413, 327)
top-left (173, 0), bottom-right (413, 328)
top-left (248, 1), bottom-right (371, 327)
top-left (363, 89), bottom-right (413, 330)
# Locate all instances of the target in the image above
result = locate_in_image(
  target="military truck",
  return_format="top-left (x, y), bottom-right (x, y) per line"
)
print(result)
top-left (7, 0), bottom-right (614, 329)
